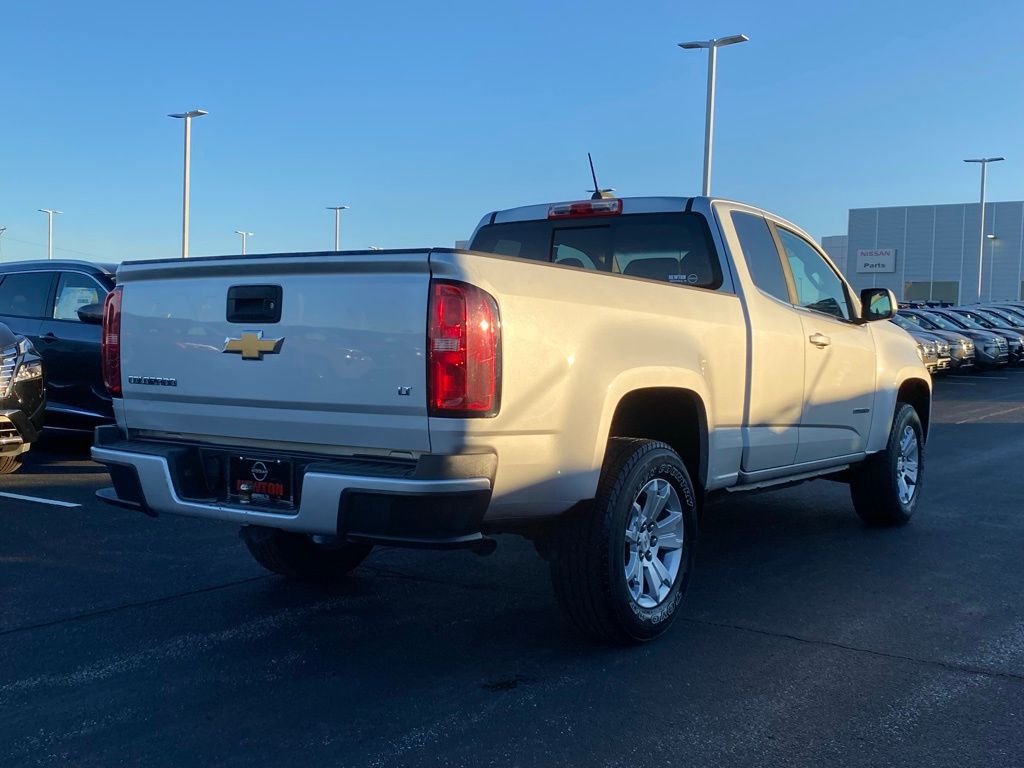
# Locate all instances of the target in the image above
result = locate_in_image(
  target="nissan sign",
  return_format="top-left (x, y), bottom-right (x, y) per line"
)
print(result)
top-left (856, 248), bottom-right (897, 274)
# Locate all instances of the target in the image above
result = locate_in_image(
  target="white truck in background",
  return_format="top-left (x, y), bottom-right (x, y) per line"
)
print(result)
top-left (92, 195), bottom-right (930, 643)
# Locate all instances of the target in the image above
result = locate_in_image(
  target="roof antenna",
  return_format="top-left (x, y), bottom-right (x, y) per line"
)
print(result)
top-left (587, 153), bottom-right (615, 200)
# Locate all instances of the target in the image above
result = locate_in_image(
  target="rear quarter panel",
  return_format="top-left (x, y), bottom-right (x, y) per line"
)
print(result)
top-left (428, 250), bottom-right (746, 519)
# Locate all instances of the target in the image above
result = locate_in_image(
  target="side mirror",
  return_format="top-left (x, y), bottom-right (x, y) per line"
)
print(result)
top-left (76, 302), bottom-right (104, 325)
top-left (859, 288), bottom-right (898, 322)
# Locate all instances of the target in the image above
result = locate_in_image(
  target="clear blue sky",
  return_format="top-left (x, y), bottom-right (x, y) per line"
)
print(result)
top-left (1, 0), bottom-right (1021, 262)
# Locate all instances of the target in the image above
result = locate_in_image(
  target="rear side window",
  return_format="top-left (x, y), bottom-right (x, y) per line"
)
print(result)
top-left (730, 211), bottom-right (790, 303)
top-left (0, 272), bottom-right (54, 318)
top-left (470, 213), bottom-right (723, 290)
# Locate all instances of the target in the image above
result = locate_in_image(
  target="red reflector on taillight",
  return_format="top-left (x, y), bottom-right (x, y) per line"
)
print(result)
top-left (101, 286), bottom-right (123, 397)
top-left (547, 198), bottom-right (622, 219)
top-left (427, 280), bottom-right (500, 417)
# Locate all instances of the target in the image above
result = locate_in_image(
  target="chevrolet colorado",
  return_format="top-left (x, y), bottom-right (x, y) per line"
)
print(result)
top-left (92, 196), bottom-right (930, 642)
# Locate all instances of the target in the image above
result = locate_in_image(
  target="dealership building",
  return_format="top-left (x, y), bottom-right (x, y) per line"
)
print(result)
top-left (821, 201), bottom-right (1024, 304)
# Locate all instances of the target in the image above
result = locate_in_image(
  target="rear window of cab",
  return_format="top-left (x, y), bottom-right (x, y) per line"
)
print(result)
top-left (469, 212), bottom-right (724, 291)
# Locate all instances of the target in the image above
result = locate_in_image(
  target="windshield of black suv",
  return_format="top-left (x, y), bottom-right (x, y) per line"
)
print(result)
top-left (891, 314), bottom-right (921, 332)
top-left (979, 308), bottom-right (1023, 326)
top-left (994, 307), bottom-right (1024, 324)
top-left (955, 310), bottom-right (1001, 329)
top-left (941, 311), bottom-right (986, 330)
top-left (913, 312), bottom-right (960, 332)
top-left (901, 312), bottom-right (936, 330)
top-left (470, 212), bottom-right (724, 291)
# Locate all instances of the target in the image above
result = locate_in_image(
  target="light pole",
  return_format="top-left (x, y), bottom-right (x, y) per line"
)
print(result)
top-left (0, 227), bottom-right (6, 260)
top-left (964, 157), bottom-right (1004, 302)
top-left (234, 230), bottom-right (253, 255)
top-left (169, 109), bottom-right (208, 258)
top-left (678, 34), bottom-right (749, 196)
top-left (326, 205), bottom-right (349, 251)
top-left (38, 209), bottom-right (63, 260)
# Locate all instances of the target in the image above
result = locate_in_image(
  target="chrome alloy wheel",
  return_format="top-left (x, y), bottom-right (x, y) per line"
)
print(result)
top-left (624, 478), bottom-right (685, 608)
top-left (895, 425), bottom-right (920, 505)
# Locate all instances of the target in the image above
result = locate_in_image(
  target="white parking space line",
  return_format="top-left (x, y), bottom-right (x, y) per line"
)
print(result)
top-left (0, 492), bottom-right (81, 508)
top-left (956, 405), bottom-right (1024, 424)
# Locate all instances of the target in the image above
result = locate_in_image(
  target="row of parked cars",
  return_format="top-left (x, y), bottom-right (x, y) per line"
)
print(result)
top-left (891, 302), bottom-right (1024, 373)
top-left (0, 255), bottom-right (1019, 473)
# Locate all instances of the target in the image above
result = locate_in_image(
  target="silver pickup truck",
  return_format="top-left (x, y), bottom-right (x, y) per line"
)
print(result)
top-left (92, 195), bottom-right (930, 642)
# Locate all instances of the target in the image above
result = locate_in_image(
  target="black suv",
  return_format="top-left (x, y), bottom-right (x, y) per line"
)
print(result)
top-left (0, 261), bottom-right (116, 431)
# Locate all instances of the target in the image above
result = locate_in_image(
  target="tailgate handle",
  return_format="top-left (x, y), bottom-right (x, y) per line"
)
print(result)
top-left (226, 285), bottom-right (282, 324)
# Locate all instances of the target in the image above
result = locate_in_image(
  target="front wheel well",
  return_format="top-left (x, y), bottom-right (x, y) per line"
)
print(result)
top-left (897, 378), bottom-right (931, 441)
top-left (607, 387), bottom-right (708, 489)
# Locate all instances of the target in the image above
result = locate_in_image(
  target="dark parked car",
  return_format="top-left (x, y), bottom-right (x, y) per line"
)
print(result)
top-left (0, 260), bottom-right (116, 431)
top-left (0, 322), bottom-right (45, 473)
top-left (980, 304), bottom-right (1024, 329)
top-left (891, 314), bottom-right (959, 372)
top-left (895, 311), bottom-right (975, 370)
top-left (945, 308), bottom-right (1024, 363)
top-left (918, 309), bottom-right (1010, 367)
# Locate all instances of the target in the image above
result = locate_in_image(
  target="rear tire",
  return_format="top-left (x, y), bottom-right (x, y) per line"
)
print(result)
top-left (0, 456), bottom-right (22, 474)
top-left (242, 526), bottom-right (373, 581)
top-left (549, 438), bottom-right (698, 643)
top-left (850, 403), bottom-right (924, 526)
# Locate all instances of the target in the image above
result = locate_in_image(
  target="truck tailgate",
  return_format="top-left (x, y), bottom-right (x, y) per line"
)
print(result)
top-left (116, 252), bottom-right (432, 453)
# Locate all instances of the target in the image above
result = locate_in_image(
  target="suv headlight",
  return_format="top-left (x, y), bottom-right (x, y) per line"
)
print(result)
top-left (915, 342), bottom-right (926, 361)
top-left (14, 359), bottom-right (42, 383)
top-left (0, 338), bottom-right (42, 396)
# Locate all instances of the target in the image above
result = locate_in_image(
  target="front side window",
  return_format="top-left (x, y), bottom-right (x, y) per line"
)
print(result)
top-left (776, 228), bottom-right (851, 321)
top-left (53, 272), bottom-right (104, 321)
top-left (0, 272), bottom-right (54, 318)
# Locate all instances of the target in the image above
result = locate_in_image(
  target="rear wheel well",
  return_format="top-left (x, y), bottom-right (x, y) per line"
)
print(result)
top-left (607, 388), bottom-right (707, 489)
top-left (897, 378), bottom-right (930, 440)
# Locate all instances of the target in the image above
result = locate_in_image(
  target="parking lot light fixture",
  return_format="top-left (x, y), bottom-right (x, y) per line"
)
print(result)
top-left (169, 109), bottom-right (209, 258)
top-left (964, 157), bottom-right (1004, 301)
top-left (37, 209), bottom-right (63, 260)
top-left (326, 205), bottom-right (350, 251)
top-left (234, 230), bottom-right (253, 255)
top-left (678, 34), bottom-right (749, 196)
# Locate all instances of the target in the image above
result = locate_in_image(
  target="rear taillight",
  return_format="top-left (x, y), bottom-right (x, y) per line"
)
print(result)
top-left (101, 287), bottom-right (123, 397)
top-left (428, 280), bottom-right (500, 417)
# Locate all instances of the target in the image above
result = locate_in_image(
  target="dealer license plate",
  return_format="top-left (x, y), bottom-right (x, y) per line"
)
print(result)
top-left (228, 456), bottom-right (294, 508)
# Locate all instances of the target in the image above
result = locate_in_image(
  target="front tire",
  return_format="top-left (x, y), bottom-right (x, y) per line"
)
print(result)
top-left (850, 403), bottom-right (924, 526)
top-left (241, 526), bottom-right (373, 581)
top-left (549, 438), bottom-right (698, 643)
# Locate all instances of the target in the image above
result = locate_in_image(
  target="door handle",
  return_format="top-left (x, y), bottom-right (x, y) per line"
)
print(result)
top-left (809, 333), bottom-right (831, 348)
top-left (40, 332), bottom-right (59, 344)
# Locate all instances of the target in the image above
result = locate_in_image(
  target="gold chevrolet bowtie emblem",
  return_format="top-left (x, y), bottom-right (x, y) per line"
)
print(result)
top-left (222, 331), bottom-right (284, 360)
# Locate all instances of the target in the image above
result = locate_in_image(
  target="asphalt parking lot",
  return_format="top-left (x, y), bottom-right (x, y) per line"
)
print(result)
top-left (2, 371), bottom-right (1024, 768)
